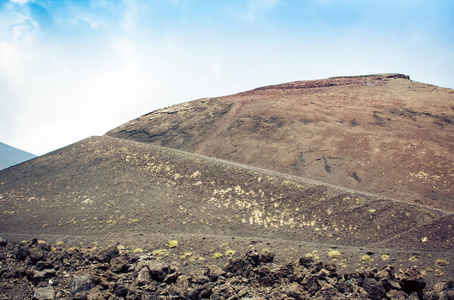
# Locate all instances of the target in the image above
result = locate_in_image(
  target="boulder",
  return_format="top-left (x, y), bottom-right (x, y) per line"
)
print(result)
top-left (35, 261), bottom-right (54, 271)
top-left (431, 280), bottom-right (454, 294)
top-left (244, 251), bottom-right (260, 267)
top-left (375, 265), bottom-right (394, 281)
top-left (406, 292), bottom-right (421, 300)
top-left (29, 248), bottom-right (45, 264)
top-left (14, 245), bottom-right (29, 260)
top-left (287, 282), bottom-right (306, 300)
top-left (386, 289), bottom-right (407, 300)
top-left (114, 285), bottom-right (128, 297)
top-left (33, 287), bottom-right (55, 300)
top-left (257, 266), bottom-right (279, 287)
top-left (380, 278), bottom-right (401, 292)
top-left (136, 267), bottom-right (152, 286)
top-left (313, 284), bottom-right (346, 300)
top-left (109, 256), bottom-right (129, 273)
top-left (173, 275), bottom-right (190, 298)
top-left (361, 277), bottom-right (385, 300)
top-left (395, 267), bottom-right (426, 293)
top-left (298, 257), bottom-right (314, 268)
top-left (32, 269), bottom-right (56, 285)
top-left (259, 252), bottom-right (275, 263)
top-left (97, 246), bottom-right (119, 263)
top-left (426, 281), bottom-right (454, 300)
top-left (324, 262), bottom-right (337, 276)
top-left (205, 265), bottom-right (225, 281)
top-left (224, 258), bottom-right (244, 275)
top-left (146, 262), bottom-right (170, 281)
top-left (193, 274), bottom-right (210, 284)
top-left (71, 274), bottom-right (95, 294)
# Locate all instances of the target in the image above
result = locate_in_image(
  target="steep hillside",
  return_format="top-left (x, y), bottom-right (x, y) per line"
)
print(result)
top-left (106, 74), bottom-right (454, 211)
top-left (0, 142), bottom-right (36, 171)
top-left (0, 136), bottom-right (452, 285)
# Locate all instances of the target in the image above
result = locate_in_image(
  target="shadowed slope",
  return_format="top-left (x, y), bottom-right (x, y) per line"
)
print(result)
top-left (106, 74), bottom-right (454, 211)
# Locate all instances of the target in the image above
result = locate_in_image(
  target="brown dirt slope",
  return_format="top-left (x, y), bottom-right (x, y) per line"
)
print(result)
top-left (0, 136), bottom-right (452, 283)
top-left (106, 74), bottom-right (454, 211)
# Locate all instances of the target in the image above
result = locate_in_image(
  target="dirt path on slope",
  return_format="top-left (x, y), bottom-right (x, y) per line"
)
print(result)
top-left (113, 136), bottom-right (452, 215)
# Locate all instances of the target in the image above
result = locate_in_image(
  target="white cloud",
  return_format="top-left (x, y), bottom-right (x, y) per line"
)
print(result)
top-left (0, 1), bottom-right (34, 38)
top-left (0, 0), bottom-right (453, 155)
top-left (10, 0), bottom-right (33, 5)
top-left (112, 38), bottom-right (134, 55)
top-left (247, 0), bottom-right (279, 20)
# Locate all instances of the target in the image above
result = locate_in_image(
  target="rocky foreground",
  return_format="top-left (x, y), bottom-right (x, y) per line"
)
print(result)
top-left (0, 238), bottom-right (453, 299)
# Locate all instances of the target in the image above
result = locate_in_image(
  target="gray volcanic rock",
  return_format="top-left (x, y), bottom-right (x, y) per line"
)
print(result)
top-left (33, 286), bottom-right (55, 300)
top-left (0, 238), bottom-right (452, 299)
top-left (71, 274), bottom-right (95, 294)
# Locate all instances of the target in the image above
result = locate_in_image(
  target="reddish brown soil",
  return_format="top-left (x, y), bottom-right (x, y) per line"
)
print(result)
top-left (106, 74), bottom-right (454, 211)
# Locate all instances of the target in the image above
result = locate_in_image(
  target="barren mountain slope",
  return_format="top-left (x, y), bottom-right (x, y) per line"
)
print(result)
top-left (106, 74), bottom-right (454, 211)
top-left (0, 136), bottom-right (452, 285)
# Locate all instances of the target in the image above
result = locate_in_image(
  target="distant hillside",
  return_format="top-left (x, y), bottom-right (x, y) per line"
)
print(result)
top-left (106, 74), bottom-right (454, 211)
top-left (0, 142), bottom-right (36, 170)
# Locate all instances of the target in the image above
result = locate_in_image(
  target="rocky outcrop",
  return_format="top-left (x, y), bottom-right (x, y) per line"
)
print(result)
top-left (0, 238), bottom-right (451, 299)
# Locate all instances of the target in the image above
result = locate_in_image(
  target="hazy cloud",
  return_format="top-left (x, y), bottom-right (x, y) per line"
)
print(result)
top-left (10, 0), bottom-right (33, 5)
top-left (0, 0), bottom-right (453, 155)
top-left (247, 0), bottom-right (279, 19)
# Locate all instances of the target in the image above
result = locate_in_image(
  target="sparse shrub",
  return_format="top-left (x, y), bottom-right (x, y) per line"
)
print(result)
top-left (213, 252), bottom-right (223, 259)
top-left (180, 252), bottom-right (193, 259)
top-left (361, 255), bottom-right (371, 261)
top-left (225, 249), bottom-right (236, 256)
top-left (434, 269), bottom-right (444, 277)
top-left (328, 249), bottom-right (341, 259)
top-left (152, 249), bottom-right (167, 256)
top-left (133, 248), bottom-right (143, 253)
top-left (435, 259), bottom-right (449, 267)
top-left (168, 240), bottom-right (178, 248)
top-left (262, 248), bottom-right (270, 253)
top-left (305, 250), bottom-right (319, 260)
top-left (381, 254), bottom-right (390, 261)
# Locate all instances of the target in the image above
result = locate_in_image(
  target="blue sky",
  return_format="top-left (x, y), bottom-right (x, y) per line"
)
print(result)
top-left (1, 0), bottom-right (453, 155)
